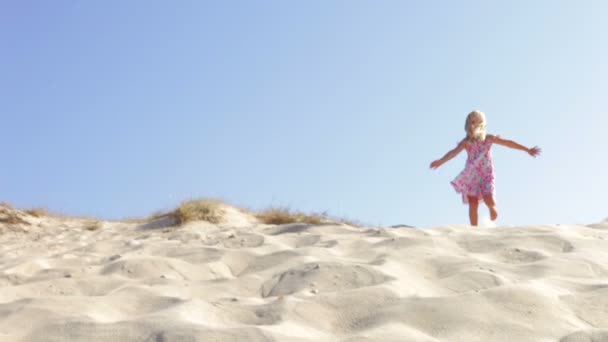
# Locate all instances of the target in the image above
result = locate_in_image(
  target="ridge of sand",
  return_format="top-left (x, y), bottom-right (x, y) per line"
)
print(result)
top-left (1, 205), bottom-right (608, 341)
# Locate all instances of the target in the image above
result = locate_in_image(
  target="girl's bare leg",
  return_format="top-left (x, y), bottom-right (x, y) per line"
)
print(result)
top-left (483, 195), bottom-right (498, 221)
top-left (467, 196), bottom-right (479, 226)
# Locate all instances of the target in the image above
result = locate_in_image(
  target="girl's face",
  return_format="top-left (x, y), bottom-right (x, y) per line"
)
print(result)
top-left (468, 115), bottom-right (484, 134)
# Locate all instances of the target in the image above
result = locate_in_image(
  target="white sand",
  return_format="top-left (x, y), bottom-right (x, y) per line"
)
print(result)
top-left (1, 205), bottom-right (608, 341)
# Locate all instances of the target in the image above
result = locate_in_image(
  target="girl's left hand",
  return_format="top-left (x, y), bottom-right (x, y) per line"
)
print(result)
top-left (528, 146), bottom-right (542, 157)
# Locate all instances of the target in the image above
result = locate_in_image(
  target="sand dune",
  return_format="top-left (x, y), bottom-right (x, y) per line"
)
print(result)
top-left (1, 205), bottom-right (608, 341)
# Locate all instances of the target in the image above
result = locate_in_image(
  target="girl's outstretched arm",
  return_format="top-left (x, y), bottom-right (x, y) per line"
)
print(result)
top-left (430, 139), bottom-right (466, 169)
top-left (489, 134), bottom-right (541, 157)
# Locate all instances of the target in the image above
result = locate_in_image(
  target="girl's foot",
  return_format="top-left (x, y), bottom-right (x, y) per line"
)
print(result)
top-left (489, 206), bottom-right (498, 221)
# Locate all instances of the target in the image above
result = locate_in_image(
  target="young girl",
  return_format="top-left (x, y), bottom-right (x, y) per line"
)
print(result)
top-left (430, 110), bottom-right (541, 226)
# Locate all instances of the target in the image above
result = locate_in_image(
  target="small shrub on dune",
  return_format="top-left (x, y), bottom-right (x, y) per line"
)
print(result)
top-left (0, 205), bottom-right (28, 225)
top-left (25, 208), bottom-right (50, 218)
top-left (85, 220), bottom-right (103, 231)
top-left (173, 199), bottom-right (225, 225)
top-left (0, 203), bottom-right (28, 224)
top-left (336, 217), bottom-right (362, 227)
top-left (255, 207), bottom-right (327, 225)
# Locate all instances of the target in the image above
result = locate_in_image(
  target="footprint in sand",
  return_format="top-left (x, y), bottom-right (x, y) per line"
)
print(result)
top-left (261, 262), bottom-right (390, 297)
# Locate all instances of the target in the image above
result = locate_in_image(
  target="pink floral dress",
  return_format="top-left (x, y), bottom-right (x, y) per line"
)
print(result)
top-left (451, 138), bottom-right (495, 204)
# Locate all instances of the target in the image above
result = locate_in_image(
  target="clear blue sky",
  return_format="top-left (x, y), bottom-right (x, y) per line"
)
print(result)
top-left (1, 1), bottom-right (606, 227)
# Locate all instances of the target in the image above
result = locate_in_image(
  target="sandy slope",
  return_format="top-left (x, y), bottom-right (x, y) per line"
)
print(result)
top-left (1, 205), bottom-right (608, 342)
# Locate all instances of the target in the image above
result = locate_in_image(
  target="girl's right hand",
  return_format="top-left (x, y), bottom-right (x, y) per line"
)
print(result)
top-left (430, 160), bottom-right (442, 169)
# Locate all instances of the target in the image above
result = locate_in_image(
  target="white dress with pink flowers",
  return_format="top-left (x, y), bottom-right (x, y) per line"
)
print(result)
top-left (451, 138), bottom-right (496, 204)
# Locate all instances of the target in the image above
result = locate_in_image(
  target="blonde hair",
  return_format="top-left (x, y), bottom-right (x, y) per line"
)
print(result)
top-left (464, 110), bottom-right (487, 142)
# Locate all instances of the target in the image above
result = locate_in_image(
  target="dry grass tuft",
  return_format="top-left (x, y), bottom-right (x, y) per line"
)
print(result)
top-left (84, 220), bottom-right (103, 231)
top-left (0, 210), bottom-right (28, 225)
top-left (255, 207), bottom-right (328, 225)
top-left (0, 204), bottom-right (29, 225)
top-left (148, 210), bottom-right (171, 220)
top-left (172, 199), bottom-right (225, 225)
top-left (335, 217), bottom-right (363, 227)
top-left (23, 206), bottom-right (97, 222)
top-left (25, 208), bottom-right (50, 218)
